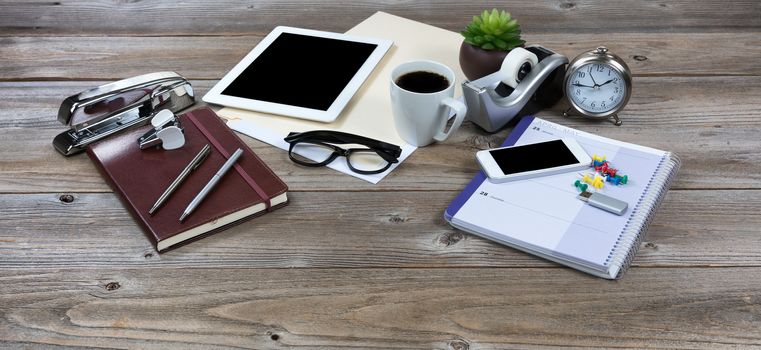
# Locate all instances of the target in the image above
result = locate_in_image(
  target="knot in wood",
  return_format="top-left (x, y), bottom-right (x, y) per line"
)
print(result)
top-left (633, 55), bottom-right (648, 61)
top-left (644, 242), bottom-right (657, 249)
top-left (59, 194), bottom-right (75, 203)
top-left (388, 214), bottom-right (407, 223)
top-left (449, 339), bottom-right (469, 350)
top-left (438, 231), bottom-right (464, 246)
top-left (105, 282), bottom-right (121, 291)
top-left (559, 2), bottom-right (576, 9)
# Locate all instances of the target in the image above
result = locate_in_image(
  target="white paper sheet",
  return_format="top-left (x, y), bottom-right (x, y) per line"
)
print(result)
top-left (227, 119), bottom-right (415, 183)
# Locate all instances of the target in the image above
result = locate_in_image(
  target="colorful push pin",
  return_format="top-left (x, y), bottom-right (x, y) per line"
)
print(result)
top-left (592, 174), bottom-right (605, 189)
top-left (592, 154), bottom-right (606, 163)
top-left (573, 180), bottom-right (589, 192)
top-left (581, 173), bottom-right (594, 185)
top-left (606, 167), bottom-right (618, 177)
top-left (606, 175), bottom-right (621, 185)
top-left (618, 175), bottom-right (628, 185)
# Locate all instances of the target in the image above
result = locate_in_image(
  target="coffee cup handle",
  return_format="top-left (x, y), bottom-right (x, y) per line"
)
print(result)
top-left (434, 97), bottom-right (467, 142)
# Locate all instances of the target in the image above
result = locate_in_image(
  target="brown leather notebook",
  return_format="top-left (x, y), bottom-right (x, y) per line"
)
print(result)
top-left (87, 106), bottom-right (288, 252)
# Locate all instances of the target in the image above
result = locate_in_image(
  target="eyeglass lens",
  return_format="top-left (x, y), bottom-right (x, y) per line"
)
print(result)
top-left (290, 142), bottom-right (335, 165)
top-left (346, 149), bottom-right (390, 173)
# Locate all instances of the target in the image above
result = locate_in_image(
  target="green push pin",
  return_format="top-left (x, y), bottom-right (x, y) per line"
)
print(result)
top-left (573, 180), bottom-right (588, 192)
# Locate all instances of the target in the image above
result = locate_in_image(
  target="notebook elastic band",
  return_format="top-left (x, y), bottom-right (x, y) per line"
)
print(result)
top-left (185, 110), bottom-right (272, 211)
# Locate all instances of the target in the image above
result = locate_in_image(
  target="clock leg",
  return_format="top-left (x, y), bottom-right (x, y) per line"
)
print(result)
top-left (563, 107), bottom-right (622, 126)
top-left (610, 114), bottom-right (623, 126)
top-left (562, 107), bottom-right (573, 118)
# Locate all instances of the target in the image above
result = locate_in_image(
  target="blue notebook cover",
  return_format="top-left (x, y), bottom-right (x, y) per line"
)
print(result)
top-left (444, 116), bottom-right (534, 222)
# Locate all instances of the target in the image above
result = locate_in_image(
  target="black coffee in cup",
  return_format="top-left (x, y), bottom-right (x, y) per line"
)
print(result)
top-left (395, 71), bottom-right (450, 93)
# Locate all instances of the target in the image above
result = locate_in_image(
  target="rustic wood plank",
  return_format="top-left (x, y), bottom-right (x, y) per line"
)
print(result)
top-left (2, 266), bottom-right (761, 349)
top-left (1, 33), bottom-right (761, 81)
top-left (0, 1), bottom-right (757, 348)
top-left (0, 190), bottom-right (758, 268)
top-left (0, 1), bottom-right (759, 36)
top-left (1, 76), bottom-right (759, 193)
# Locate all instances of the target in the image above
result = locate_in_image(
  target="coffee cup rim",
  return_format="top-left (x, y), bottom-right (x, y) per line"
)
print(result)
top-left (391, 60), bottom-right (456, 95)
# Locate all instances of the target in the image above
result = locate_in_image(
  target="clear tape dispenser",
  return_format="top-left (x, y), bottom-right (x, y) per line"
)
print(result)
top-left (462, 45), bottom-right (568, 132)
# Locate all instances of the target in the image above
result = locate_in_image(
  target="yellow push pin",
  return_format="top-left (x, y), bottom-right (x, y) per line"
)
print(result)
top-left (581, 173), bottom-right (594, 185)
top-left (592, 174), bottom-right (605, 189)
top-left (592, 154), bottom-right (605, 163)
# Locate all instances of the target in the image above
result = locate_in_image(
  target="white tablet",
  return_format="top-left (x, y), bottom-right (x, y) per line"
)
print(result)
top-left (203, 26), bottom-right (393, 123)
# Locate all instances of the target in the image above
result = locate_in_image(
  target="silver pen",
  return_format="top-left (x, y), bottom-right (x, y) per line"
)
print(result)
top-left (149, 144), bottom-right (211, 215)
top-left (179, 148), bottom-right (244, 222)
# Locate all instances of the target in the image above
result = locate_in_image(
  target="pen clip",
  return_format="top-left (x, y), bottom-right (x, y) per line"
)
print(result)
top-left (192, 145), bottom-right (212, 170)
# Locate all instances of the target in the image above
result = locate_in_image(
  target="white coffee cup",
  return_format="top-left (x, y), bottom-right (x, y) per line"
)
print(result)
top-left (390, 60), bottom-right (467, 147)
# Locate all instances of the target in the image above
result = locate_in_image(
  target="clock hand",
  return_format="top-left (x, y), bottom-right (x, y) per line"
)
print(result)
top-left (598, 79), bottom-right (615, 86)
top-left (588, 65), bottom-right (599, 86)
top-left (572, 83), bottom-right (595, 88)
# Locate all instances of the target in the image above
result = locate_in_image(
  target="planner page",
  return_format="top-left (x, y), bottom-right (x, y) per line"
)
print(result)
top-left (452, 117), bottom-right (666, 270)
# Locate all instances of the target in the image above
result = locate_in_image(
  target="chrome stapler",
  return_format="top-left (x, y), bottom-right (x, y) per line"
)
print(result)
top-left (462, 45), bottom-right (568, 132)
top-left (53, 72), bottom-right (195, 156)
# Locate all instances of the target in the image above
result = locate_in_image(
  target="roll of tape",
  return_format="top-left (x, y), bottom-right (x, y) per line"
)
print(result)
top-left (499, 47), bottom-right (539, 88)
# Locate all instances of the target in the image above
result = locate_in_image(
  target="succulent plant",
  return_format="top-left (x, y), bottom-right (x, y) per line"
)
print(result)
top-left (461, 9), bottom-right (525, 51)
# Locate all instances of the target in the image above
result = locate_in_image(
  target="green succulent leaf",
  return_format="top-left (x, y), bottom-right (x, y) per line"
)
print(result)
top-left (489, 9), bottom-right (499, 26)
top-left (498, 31), bottom-right (520, 40)
top-left (461, 8), bottom-right (524, 51)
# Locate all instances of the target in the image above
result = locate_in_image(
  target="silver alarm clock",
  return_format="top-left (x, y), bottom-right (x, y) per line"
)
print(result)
top-left (563, 47), bottom-right (632, 126)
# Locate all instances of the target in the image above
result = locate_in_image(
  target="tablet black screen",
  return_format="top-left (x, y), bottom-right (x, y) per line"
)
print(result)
top-left (221, 33), bottom-right (378, 111)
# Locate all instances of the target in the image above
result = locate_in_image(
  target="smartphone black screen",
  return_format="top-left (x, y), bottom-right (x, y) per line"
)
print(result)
top-left (489, 140), bottom-right (580, 175)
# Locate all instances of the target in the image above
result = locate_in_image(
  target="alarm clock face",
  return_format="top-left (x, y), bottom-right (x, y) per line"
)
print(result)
top-left (566, 63), bottom-right (627, 114)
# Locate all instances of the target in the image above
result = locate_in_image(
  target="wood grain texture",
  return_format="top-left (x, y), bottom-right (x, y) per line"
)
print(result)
top-left (0, 1), bottom-right (759, 36)
top-left (2, 267), bottom-right (761, 349)
top-left (1, 76), bottom-right (759, 193)
top-left (2, 1), bottom-right (761, 348)
top-left (1, 190), bottom-right (759, 269)
top-left (2, 33), bottom-right (761, 81)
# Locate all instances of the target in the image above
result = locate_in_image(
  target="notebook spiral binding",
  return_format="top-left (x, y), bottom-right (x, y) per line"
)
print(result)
top-left (606, 153), bottom-right (682, 279)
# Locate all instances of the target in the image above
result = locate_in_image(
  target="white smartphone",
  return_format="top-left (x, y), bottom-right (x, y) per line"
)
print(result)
top-left (476, 138), bottom-right (592, 183)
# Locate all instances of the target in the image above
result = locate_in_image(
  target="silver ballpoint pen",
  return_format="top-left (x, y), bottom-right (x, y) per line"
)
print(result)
top-left (149, 144), bottom-right (211, 215)
top-left (179, 148), bottom-right (243, 222)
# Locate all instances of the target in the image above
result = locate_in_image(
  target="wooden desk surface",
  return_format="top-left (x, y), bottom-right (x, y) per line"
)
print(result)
top-left (1, 1), bottom-right (760, 348)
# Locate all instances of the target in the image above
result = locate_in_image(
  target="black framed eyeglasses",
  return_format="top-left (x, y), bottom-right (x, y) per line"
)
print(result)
top-left (284, 130), bottom-right (402, 175)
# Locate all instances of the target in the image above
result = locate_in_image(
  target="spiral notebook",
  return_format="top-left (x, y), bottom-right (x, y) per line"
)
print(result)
top-left (444, 116), bottom-right (680, 279)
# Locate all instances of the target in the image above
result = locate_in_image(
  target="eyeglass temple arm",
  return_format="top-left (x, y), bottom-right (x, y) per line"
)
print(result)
top-left (284, 131), bottom-right (402, 157)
